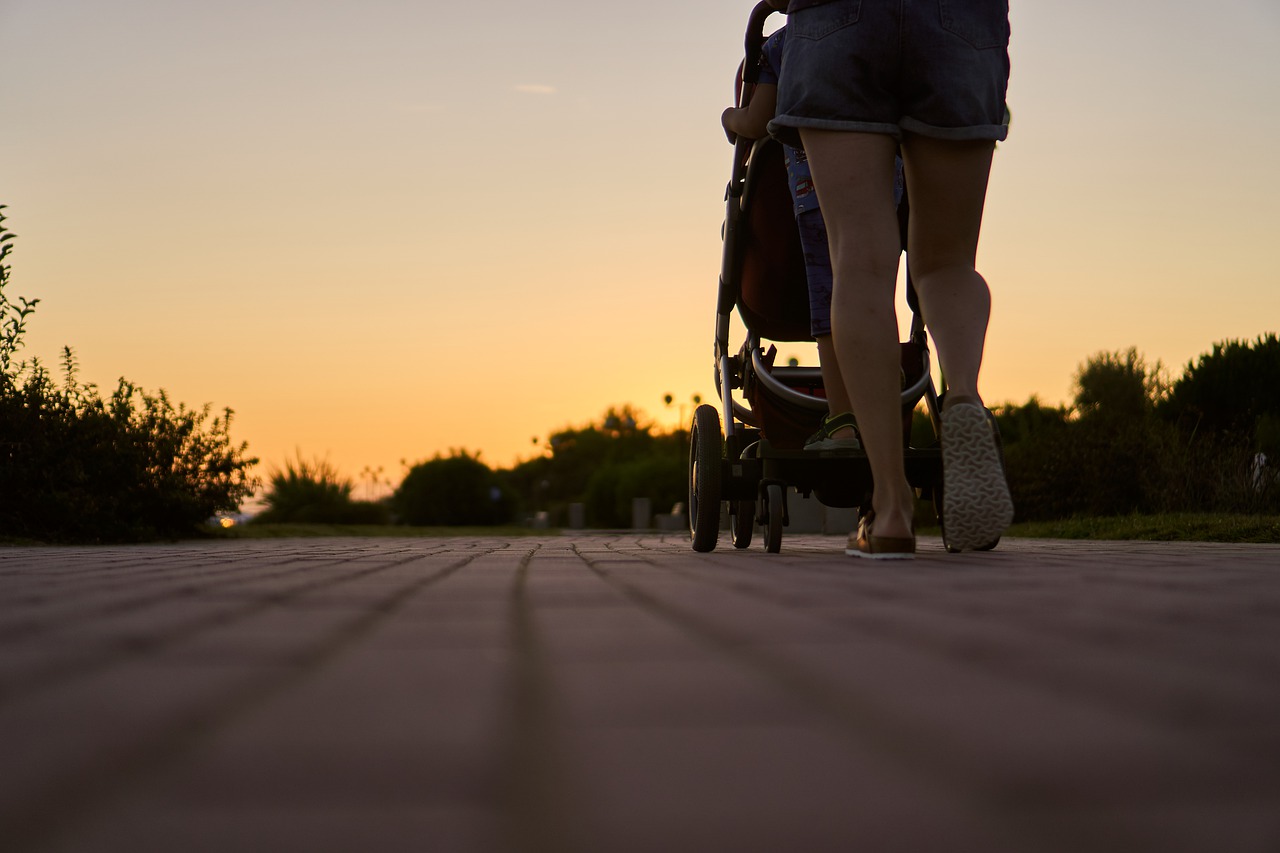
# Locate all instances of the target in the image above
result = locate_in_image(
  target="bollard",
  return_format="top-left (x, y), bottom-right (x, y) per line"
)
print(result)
top-left (631, 497), bottom-right (652, 530)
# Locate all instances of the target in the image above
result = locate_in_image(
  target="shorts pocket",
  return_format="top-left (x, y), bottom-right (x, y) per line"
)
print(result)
top-left (938, 0), bottom-right (1009, 49)
top-left (790, 0), bottom-right (862, 40)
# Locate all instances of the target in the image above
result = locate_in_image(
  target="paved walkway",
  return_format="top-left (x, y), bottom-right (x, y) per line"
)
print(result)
top-left (2, 534), bottom-right (1279, 853)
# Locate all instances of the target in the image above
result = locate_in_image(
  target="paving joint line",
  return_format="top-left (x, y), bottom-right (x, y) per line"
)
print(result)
top-left (498, 542), bottom-right (586, 853)
top-left (0, 546), bottom-right (494, 853)
top-left (0, 549), bottom-right (464, 703)
top-left (571, 541), bottom-right (1115, 853)
top-left (606, 543), bottom-right (1280, 760)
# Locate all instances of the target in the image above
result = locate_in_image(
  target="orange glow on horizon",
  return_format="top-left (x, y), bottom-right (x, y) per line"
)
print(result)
top-left (3, 1), bottom-right (1277, 493)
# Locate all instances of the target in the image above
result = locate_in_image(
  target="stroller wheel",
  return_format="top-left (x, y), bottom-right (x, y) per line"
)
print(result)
top-left (763, 483), bottom-right (784, 554)
top-left (731, 500), bottom-right (754, 549)
top-left (689, 405), bottom-right (723, 552)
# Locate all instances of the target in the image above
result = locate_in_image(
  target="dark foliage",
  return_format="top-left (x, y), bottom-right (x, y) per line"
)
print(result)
top-left (583, 450), bottom-right (687, 528)
top-left (395, 450), bottom-right (515, 526)
top-left (996, 343), bottom-right (1280, 521)
top-left (504, 406), bottom-right (686, 527)
top-left (1161, 333), bottom-right (1280, 457)
top-left (252, 454), bottom-right (390, 525)
top-left (0, 207), bottom-right (258, 542)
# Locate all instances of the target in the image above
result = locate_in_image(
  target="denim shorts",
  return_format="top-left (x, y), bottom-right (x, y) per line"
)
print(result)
top-left (770, 0), bottom-right (1010, 146)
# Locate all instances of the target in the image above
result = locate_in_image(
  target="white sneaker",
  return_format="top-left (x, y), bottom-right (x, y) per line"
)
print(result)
top-left (941, 403), bottom-right (1013, 551)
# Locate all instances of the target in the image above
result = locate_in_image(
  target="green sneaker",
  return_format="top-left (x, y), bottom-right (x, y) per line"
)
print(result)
top-left (804, 412), bottom-right (861, 452)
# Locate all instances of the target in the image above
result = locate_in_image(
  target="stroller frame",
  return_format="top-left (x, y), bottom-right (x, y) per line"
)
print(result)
top-left (689, 1), bottom-right (950, 553)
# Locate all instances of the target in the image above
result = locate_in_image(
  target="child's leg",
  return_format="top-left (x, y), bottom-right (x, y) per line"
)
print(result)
top-left (798, 209), bottom-right (855, 435)
top-left (815, 337), bottom-right (853, 431)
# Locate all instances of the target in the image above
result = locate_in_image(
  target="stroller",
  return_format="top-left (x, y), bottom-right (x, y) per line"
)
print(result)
top-left (689, 1), bottom-right (959, 554)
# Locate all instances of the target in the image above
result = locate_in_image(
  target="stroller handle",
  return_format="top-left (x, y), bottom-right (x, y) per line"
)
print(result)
top-left (736, 1), bottom-right (784, 108)
top-left (743, 2), bottom-right (781, 87)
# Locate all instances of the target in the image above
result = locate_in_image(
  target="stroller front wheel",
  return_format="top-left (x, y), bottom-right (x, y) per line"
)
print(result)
top-left (689, 405), bottom-right (723, 552)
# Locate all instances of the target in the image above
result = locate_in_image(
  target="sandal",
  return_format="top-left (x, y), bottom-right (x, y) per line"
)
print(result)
top-left (846, 511), bottom-right (915, 560)
top-left (804, 412), bottom-right (862, 452)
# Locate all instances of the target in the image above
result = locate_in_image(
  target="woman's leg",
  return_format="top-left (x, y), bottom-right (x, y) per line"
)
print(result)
top-left (899, 135), bottom-right (995, 403)
top-left (799, 129), bottom-right (912, 540)
top-left (902, 134), bottom-right (1012, 549)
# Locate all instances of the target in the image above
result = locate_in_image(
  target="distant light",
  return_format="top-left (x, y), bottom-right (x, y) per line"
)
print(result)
top-left (220, 518), bottom-right (236, 529)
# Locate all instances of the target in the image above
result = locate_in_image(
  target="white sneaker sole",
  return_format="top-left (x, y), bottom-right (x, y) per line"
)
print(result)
top-left (941, 404), bottom-right (1014, 552)
top-left (845, 548), bottom-right (915, 560)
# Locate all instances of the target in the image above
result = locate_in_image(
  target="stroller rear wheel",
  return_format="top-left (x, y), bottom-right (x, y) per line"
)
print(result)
top-left (690, 405), bottom-right (723, 552)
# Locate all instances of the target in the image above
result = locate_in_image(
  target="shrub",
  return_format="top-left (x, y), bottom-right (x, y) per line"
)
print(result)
top-left (1162, 334), bottom-right (1280, 456)
top-left (583, 454), bottom-right (686, 528)
top-left (506, 406), bottom-right (686, 526)
top-left (996, 346), bottom-right (1280, 520)
top-left (252, 453), bottom-right (390, 524)
top-left (996, 352), bottom-right (1172, 520)
top-left (0, 206), bottom-right (258, 542)
top-left (395, 450), bottom-right (514, 526)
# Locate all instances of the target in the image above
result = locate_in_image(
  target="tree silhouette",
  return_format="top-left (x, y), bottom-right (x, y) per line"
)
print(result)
top-left (1073, 347), bottom-right (1163, 423)
top-left (396, 449), bottom-right (513, 526)
top-left (1162, 334), bottom-right (1280, 455)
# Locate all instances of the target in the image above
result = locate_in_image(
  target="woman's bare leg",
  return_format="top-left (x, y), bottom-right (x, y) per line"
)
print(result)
top-left (800, 129), bottom-right (912, 539)
top-left (900, 135), bottom-right (995, 404)
top-left (903, 134), bottom-right (1012, 549)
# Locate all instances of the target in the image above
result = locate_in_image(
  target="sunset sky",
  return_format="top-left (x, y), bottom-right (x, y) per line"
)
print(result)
top-left (3, 0), bottom-right (1278, 497)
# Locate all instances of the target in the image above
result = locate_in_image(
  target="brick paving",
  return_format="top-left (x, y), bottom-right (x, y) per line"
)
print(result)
top-left (2, 534), bottom-right (1279, 852)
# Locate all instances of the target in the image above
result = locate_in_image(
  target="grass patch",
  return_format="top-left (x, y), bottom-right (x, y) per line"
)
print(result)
top-left (215, 523), bottom-right (560, 539)
top-left (1005, 514), bottom-right (1280, 543)
top-left (226, 515), bottom-right (1280, 543)
top-left (11, 516), bottom-right (1277, 546)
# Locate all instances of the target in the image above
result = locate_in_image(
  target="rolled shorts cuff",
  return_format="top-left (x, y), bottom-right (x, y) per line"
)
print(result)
top-left (768, 116), bottom-right (902, 149)
top-left (900, 116), bottom-right (1008, 142)
top-left (769, 115), bottom-right (1008, 147)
